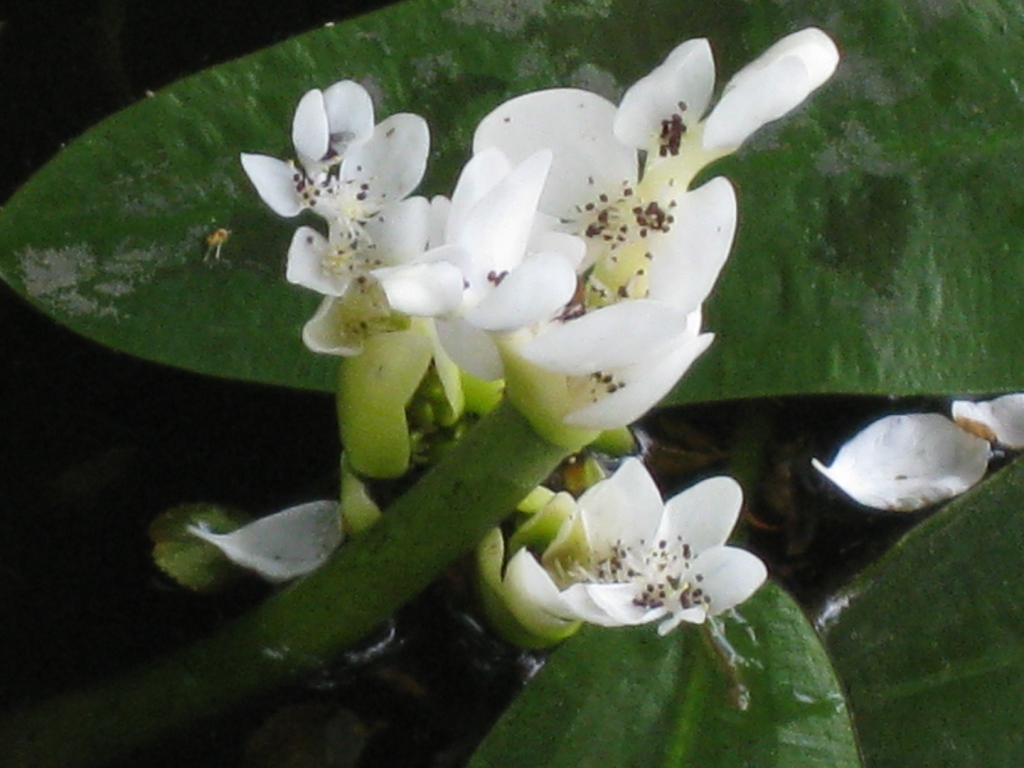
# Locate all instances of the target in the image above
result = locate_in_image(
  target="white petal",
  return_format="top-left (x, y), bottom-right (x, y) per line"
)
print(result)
top-left (464, 252), bottom-right (577, 331)
top-left (760, 27), bottom-right (841, 94)
top-left (530, 229), bottom-right (588, 271)
top-left (301, 296), bottom-right (364, 357)
top-left (656, 606), bottom-right (708, 635)
top-left (286, 226), bottom-right (349, 296)
top-left (446, 148), bottom-right (514, 243)
top-left (361, 197), bottom-right (431, 266)
top-left (952, 393), bottom-right (1024, 449)
top-left (658, 475), bottom-right (743, 555)
top-left (551, 582), bottom-right (643, 626)
top-left (424, 320), bottom-right (466, 417)
top-left (522, 300), bottom-right (696, 375)
top-left (503, 548), bottom-right (580, 627)
top-left (703, 27), bottom-right (840, 152)
top-left (690, 546), bottom-right (767, 616)
top-left (189, 500), bottom-right (342, 583)
top-left (455, 150), bottom-right (552, 277)
top-left (322, 80), bottom-right (375, 152)
top-left (240, 153), bottom-right (303, 218)
top-left (292, 89), bottom-right (330, 167)
top-left (646, 176), bottom-right (737, 313)
top-left (428, 195), bottom-right (452, 249)
top-left (577, 457), bottom-right (665, 554)
top-left (613, 39), bottom-right (716, 154)
top-left (435, 317), bottom-right (504, 380)
top-left (565, 329), bottom-right (714, 429)
top-left (374, 261), bottom-right (464, 317)
top-left (342, 113), bottom-right (430, 202)
top-left (811, 413), bottom-right (991, 511)
top-left (578, 582), bottom-right (664, 626)
top-left (473, 89), bottom-right (636, 218)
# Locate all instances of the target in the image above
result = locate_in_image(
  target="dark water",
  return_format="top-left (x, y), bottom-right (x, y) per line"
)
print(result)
top-left (0, 3), bottom-right (402, 765)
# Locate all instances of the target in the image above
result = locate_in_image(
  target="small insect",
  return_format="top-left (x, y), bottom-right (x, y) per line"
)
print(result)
top-left (203, 227), bottom-right (231, 261)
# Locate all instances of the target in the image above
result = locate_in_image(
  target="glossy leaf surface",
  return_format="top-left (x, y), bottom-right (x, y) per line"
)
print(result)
top-left (469, 582), bottom-right (860, 768)
top-left (823, 455), bottom-right (1024, 767)
top-left (679, 0), bottom-right (1024, 402)
top-left (2, 0), bottom-right (1023, 399)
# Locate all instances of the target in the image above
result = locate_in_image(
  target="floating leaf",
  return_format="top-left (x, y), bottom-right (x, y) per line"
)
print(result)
top-left (469, 582), bottom-right (860, 768)
top-left (823, 455), bottom-right (1024, 767)
top-left (2, 0), bottom-right (1023, 402)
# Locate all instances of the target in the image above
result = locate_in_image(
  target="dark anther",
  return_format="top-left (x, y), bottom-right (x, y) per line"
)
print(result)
top-left (658, 112), bottom-right (686, 157)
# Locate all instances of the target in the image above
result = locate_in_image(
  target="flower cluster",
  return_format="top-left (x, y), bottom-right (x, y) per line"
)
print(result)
top-left (227, 29), bottom-right (839, 641)
top-left (242, 29), bottom-right (840, 452)
top-left (241, 81), bottom-right (463, 354)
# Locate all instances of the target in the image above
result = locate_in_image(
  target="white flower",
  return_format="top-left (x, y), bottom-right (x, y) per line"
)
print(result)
top-left (498, 302), bottom-right (713, 446)
top-left (430, 147), bottom-right (583, 379)
top-left (300, 265), bottom-right (462, 357)
top-left (462, 130), bottom-right (726, 445)
top-left (952, 393), bottom-right (1024, 449)
top-left (188, 500), bottom-right (342, 583)
top-left (473, 27), bottom-right (838, 313)
top-left (466, 31), bottom-right (838, 444)
top-left (812, 413), bottom-right (991, 512)
top-left (241, 79), bottom-right (427, 224)
top-left (499, 458), bottom-right (767, 635)
top-left (474, 90), bottom-right (738, 317)
top-left (241, 80), bottom-right (461, 339)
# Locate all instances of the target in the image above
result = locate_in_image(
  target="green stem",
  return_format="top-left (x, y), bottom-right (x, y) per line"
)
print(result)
top-left (0, 401), bottom-right (569, 768)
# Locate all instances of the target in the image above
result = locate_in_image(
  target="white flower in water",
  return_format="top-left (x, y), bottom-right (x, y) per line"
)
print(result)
top-left (189, 500), bottom-right (342, 583)
top-left (500, 458), bottom-right (767, 635)
top-left (498, 302), bottom-right (713, 447)
top-left (241, 80), bottom-right (461, 329)
top-left (474, 91), bottom-right (738, 318)
top-left (456, 139), bottom-right (725, 446)
top-left (241, 79), bottom-right (427, 224)
top-left (952, 393), bottom-right (1024, 449)
top-left (429, 148), bottom-right (583, 380)
top-left (812, 413), bottom-right (991, 512)
top-left (474, 27), bottom-right (838, 311)
top-left (466, 30), bottom-right (836, 445)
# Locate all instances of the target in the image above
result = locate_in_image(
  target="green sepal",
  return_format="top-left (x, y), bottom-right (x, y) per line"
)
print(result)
top-left (507, 491), bottom-right (577, 556)
top-left (339, 454), bottom-right (382, 536)
top-left (516, 486), bottom-right (556, 514)
top-left (498, 339), bottom-right (599, 451)
top-left (461, 370), bottom-right (505, 416)
top-left (476, 528), bottom-right (581, 650)
top-left (590, 426), bottom-right (637, 457)
top-left (336, 324), bottom-right (435, 478)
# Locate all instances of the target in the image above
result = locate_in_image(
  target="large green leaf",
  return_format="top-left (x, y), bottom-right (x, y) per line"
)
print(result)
top-left (680, 0), bottom-right (1024, 402)
top-left (822, 455), bottom-right (1024, 767)
top-left (1, 0), bottom-right (1022, 397)
top-left (469, 582), bottom-right (861, 768)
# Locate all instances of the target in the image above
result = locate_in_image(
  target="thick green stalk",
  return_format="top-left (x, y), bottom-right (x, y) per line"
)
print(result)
top-left (0, 401), bottom-right (569, 768)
